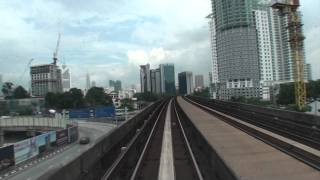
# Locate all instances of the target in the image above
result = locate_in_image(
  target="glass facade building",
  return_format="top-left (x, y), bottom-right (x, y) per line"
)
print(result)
top-left (178, 71), bottom-right (193, 95)
top-left (160, 64), bottom-right (176, 95)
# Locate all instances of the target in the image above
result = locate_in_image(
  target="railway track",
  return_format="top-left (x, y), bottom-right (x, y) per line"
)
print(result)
top-left (184, 96), bottom-right (320, 171)
top-left (101, 99), bottom-right (203, 180)
top-left (186, 96), bottom-right (320, 150)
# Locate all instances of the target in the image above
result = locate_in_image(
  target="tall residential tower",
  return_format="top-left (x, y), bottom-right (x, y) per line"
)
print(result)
top-left (211, 0), bottom-right (260, 100)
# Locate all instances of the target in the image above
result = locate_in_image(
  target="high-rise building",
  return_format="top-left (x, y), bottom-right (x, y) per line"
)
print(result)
top-left (0, 74), bottom-right (3, 96)
top-left (86, 73), bottom-right (91, 90)
top-left (140, 64), bottom-right (151, 93)
top-left (194, 75), bottom-right (204, 89)
top-left (269, 2), bottom-right (309, 82)
top-left (209, 0), bottom-right (310, 100)
top-left (109, 80), bottom-right (122, 92)
top-left (160, 63), bottom-right (175, 95)
top-left (30, 64), bottom-right (62, 97)
top-left (178, 71), bottom-right (193, 95)
top-left (91, 80), bottom-right (96, 87)
top-left (210, 0), bottom-right (261, 100)
top-left (208, 14), bottom-right (219, 99)
top-left (150, 68), bottom-right (162, 94)
top-left (306, 64), bottom-right (312, 81)
top-left (61, 64), bottom-right (71, 92)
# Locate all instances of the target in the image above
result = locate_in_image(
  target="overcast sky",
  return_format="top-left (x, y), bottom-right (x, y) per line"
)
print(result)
top-left (0, 0), bottom-right (319, 89)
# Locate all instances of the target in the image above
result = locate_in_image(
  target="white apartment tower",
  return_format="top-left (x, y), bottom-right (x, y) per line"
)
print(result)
top-left (208, 14), bottom-right (219, 99)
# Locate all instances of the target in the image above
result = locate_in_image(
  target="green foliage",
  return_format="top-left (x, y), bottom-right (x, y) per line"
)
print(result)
top-left (277, 80), bottom-right (320, 105)
top-left (85, 87), bottom-right (113, 106)
top-left (45, 88), bottom-right (87, 109)
top-left (193, 87), bottom-right (210, 98)
top-left (133, 92), bottom-right (159, 102)
top-left (277, 83), bottom-right (295, 105)
top-left (1, 82), bottom-right (14, 99)
top-left (120, 98), bottom-right (134, 111)
top-left (13, 86), bottom-right (30, 99)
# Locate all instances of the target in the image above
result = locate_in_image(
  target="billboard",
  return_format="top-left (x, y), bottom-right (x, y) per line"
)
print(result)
top-left (0, 145), bottom-right (14, 170)
top-left (69, 106), bottom-right (115, 119)
top-left (14, 137), bottom-right (38, 165)
top-left (48, 131), bottom-right (56, 143)
top-left (68, 126), bottom-right (79, 143)
top-left (95, 106), bottom-right (115, 118)
top-left (69, 108), bottom-right (90, 119)
top-left (56, 129), bottom-right (68, 146)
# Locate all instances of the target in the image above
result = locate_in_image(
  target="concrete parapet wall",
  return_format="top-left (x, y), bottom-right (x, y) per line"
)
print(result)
top-left (41, 101), bottom-right (159, 180)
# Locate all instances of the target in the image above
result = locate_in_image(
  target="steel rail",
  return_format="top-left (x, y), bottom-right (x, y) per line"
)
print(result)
top-left (173, 100), bottom-right (204, 180)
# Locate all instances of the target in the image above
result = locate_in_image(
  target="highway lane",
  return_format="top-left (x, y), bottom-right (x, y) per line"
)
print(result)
top-left (4, 121), bottom-right (116, 180)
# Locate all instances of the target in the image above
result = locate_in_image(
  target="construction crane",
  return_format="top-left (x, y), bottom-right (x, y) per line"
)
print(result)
top-left (53, 33), bottom-right (61, 65)
top-left (272, 0), bottom-right (306, 110)
top-left (19, 58), bottom-right (34, 85)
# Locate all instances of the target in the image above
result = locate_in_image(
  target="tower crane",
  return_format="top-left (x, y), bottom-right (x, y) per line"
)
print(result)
top-left (53, 33), bottom-right (61, 65)
top-left (272, 0), bottom-right (306, 110)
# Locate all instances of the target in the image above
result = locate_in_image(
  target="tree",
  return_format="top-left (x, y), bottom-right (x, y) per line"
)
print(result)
top-left (85, 87), bottom-right (113, 106)
top-left (13, 86), bottom-right (30, 99)
top-left (277, 83), bottom-right (295, 105)
top-left (193, 87), bottom-right (210, 98)
top-left (1, 82), bottom-right (14, 99)
top-left (45, 92), bottom-right (60, 108)
top-left (120, 98), bottom-right (134, 111)
top-left (69, 88), bottom-right (85, 108)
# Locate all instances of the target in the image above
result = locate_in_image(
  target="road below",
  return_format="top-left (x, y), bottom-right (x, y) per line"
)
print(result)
top-left (3, 121), bottom-right (116, 180)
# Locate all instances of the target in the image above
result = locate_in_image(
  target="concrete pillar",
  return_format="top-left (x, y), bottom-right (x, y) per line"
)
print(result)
top-left (0, 128), bottom-right (4, 147)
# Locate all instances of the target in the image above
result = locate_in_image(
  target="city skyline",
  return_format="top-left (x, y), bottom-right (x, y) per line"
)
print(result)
top-left (0, 0), bottom-right (318, 90)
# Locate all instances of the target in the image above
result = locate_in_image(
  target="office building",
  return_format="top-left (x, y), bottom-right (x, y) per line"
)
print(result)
top-left (194, 75), bottom-right (204, 89)
top-left (86, 73), bottom-right (91, 90)
top-left (208, 14), bottom-right (219, 99)
top-left (160, 64), bottom-right (176, 95)
top-left (140, 64), bottom-right (151, 93)
top-left (91, 80), bottom-right (96, 87)
top-left (30, 64), bottom-right (62, 97)
top-left (209, 0), bottom-right (310, 100)
top-left (306, 64), bottom-right (312, 81)
top-left (61, 64), bottom-right (71, 92)
top-left (150, 68), bottom-right (162, 94)
top-left (0, 74), bottom-right (3, 96)
top-left (109, 80), bottom-right (122, 92)
top-left (178, 71), bottom-right (193, 95)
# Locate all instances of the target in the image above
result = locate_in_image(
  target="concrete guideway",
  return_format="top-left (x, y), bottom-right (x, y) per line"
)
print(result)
top-left (158, 100), bottom-right (175, 180)
top-left (177, 96), bottom-right (320, 180)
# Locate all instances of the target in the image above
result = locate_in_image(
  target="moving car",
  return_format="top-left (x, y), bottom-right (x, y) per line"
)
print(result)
top-left (79, 137), bottom-right (90, 144)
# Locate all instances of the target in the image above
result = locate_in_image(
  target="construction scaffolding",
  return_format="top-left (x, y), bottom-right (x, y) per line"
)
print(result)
top-left (272, 0), bottom-right (306, 110)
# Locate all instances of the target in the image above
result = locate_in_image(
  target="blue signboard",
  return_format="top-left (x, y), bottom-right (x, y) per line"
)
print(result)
top-left (69, 108), bottom-right (90, 119)
top-left (69, 106), bottom-right (115, 119)
top-left (95, 106), bottom-right (115, 118)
